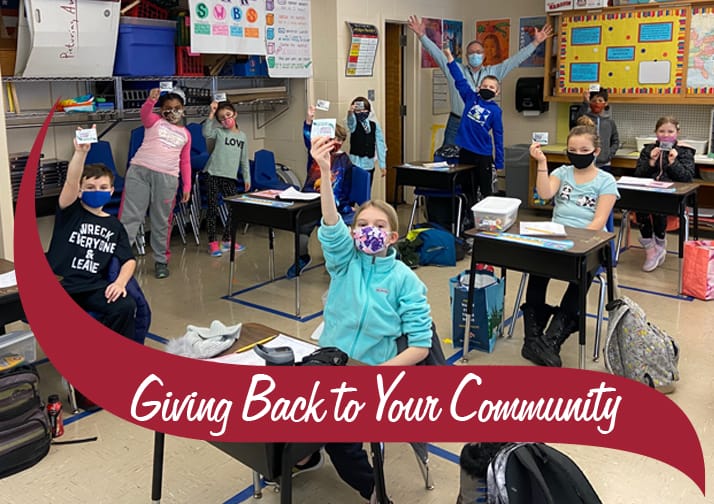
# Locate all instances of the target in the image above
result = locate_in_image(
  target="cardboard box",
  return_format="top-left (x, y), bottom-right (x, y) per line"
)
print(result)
top-left (15, 0), bottom-right (120, 77)
top-left (546, 0), bottom-right (574, 12)
top-left (0, 48), bottom-right (15, 75)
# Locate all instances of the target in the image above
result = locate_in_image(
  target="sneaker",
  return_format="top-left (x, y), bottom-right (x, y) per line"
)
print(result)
top-left (264, 451), bottom-right (324, 484)
top-left (208, 241), bottom-right (222, 257)
top-left (286, 255), bottom-right (312, 278)
top-left (221, 241), bottom-right (245, 253)
top-left (154, 262), bottom-right (170, 279)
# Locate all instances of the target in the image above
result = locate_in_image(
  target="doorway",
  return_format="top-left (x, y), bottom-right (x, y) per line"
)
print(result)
top-left (384, 22), bottom-right (404, 204)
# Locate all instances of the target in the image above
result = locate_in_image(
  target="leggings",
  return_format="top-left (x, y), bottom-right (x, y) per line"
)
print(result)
top-left (636, 213), bottom-right (666, 240)
top-left (526, 274), bottom-right (594, 320)
top-left (458, 149), bottom-right (493, 205)
top-left (206, 175), bottom-right (239, 243)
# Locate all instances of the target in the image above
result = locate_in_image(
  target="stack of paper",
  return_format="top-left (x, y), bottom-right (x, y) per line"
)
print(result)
top-left (277, 187), bottom-right (320, 201)
top-left (519, 221), bottom-right (567, 237)
top-left (617, 176), bottom-right (673, 188)
top-left (422, 161), bottom-right (450, 169)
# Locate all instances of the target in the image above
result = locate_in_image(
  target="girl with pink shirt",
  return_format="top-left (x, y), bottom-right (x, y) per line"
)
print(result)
top-left (120, 87), bottom-right (192, 279)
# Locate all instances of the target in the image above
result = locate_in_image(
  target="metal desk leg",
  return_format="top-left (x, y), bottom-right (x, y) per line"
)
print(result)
top-left (280, 445), bottom-right (294, 504)
top-left (578, 260), bottom-right (588, 370)
top-left (269, 228), bottom-right (276, 281)
top-left (294, 220), bottom-right (301, 317)
top-left (692, 192), bottom-right (699, 240)
top-left (678, 202), bottom-right (686, 295)
top-left (228, 221), bottom-right (237, 296)
top-left (615, 210), bottom-right (629, 264)
top-left (371, 442), bottom-right (391, 504)
top-left (151, 432), bottom-right (165, 504)
top-left (252, 471), bottom-right (263, 499)
top-left (451, 176), bottom-right (457, 235)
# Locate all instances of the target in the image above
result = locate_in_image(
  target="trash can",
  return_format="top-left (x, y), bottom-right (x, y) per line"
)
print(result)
top-left (504, 144), bottom-right (531, 204)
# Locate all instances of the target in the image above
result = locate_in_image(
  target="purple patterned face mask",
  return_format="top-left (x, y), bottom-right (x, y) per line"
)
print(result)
top-left (353, 226), bottom-right (388, 255)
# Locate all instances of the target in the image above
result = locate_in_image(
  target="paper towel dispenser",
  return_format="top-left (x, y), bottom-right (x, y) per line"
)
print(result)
top-left (516, 77), bottom-right (549, 114)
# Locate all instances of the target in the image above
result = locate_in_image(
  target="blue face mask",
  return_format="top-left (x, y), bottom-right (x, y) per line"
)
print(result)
top-left (468, 53), bottom-right (484, 67)
top-left (81, 190), bottom-right (112, 208)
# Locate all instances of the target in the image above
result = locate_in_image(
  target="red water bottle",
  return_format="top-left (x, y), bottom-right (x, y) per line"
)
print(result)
top-left (46, 394), bottom-right (64, 438)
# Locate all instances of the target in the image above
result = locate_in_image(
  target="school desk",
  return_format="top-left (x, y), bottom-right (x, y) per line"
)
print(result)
top-left (224, 195), bottom-right (322, 317)
top-left (150, 322), bottom-right (391, 504)
top-left (391, 162), bottom-right (477, 234)
top-left (614, 181), bottom-right (699, 294)
top-left (463, 225), bottom-right (616, 369)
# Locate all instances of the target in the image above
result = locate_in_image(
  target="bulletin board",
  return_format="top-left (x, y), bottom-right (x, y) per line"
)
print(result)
top-left (556, 8), bottom-right (687, 96)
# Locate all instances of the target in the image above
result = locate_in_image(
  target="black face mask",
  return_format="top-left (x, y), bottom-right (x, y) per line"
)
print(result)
top-left (478, 89), bottom-right (496, 100)
top-left (567, 151), bottom-right (596, 169)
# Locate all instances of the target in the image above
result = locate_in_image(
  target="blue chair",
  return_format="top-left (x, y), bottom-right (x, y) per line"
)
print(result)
top-left (407, 187), bottom-right (467, 234)
top-left (343, 166), bottom-right (372, 226)
top-left (186, 122), bottom-right (210, 172)
top-left (84, 140), bottom-right (123, 216)
top-left (506, 213), bottom-right (616, 362)
top-left (252, 149), bottom-right (292, 190)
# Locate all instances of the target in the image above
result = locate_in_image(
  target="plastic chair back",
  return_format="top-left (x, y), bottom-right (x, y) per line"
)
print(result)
top-left (349, 166), bottom-right (371, 206)
top-left (253, 149), bottom-right (290, 190)
top-left (127, 126), bottom-right (145, 169)
top-left (186, 122), bottom-right (210, 171)
top-left (85, 140), bottom-right (123, 192)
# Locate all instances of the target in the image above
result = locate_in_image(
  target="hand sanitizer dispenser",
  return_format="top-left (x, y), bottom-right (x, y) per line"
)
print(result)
top-left (516, 77), bottom-right (549, 116)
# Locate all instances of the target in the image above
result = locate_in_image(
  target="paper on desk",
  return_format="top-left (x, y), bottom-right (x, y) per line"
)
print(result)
top-left (277, 187), bottom-right (320, 201)
top-left (617, 176), bottom-right (673, 188)
top-left (519, 221), bottom-right (567, 237)
top-left (0, 270), bottom-right (17, 289)
top-left (422, 161), bottom-right (450, 169)
top-left (206, 334), bottom-right (318, 366)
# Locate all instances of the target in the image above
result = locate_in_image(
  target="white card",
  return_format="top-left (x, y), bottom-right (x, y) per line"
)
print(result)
top-left (75, 128), bottom-right (98, 144)
top-left (315, 99), bottom-right (330, 111)
top-left (588, 83), bottom-right (601, 92)
top-left (160, 81), bottom-right (173, 94)
top-left (214, 92), bottom-right (227, 102)
top-left (310, 118), bottom-right (336, 139)
top-left (532, 132), bottom-right (549, 144)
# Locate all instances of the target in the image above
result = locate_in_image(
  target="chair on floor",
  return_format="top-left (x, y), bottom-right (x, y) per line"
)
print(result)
top-left (506, 214), bottom-right (616, 361)
top-left (343, 165), bottom-right (372, 226)
top-left (253, 149), bottom-right (292, 191)
top-left (407, 187), bottom-right (467, 235)
top-left (84, 140), bottom-right (123, 216)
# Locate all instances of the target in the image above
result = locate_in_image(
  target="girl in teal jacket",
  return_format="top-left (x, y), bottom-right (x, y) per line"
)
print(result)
top-left (311, 135), bottom-right (433, 503)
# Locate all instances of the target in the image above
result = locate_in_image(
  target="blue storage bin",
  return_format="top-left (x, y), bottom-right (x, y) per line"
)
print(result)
top-left (114, 17), bottom-right (176, 76)
top-left (223, 56), bottom-right (269, 77)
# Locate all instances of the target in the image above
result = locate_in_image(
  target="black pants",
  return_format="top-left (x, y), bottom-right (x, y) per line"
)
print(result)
top-left (206, 175), bottom-right (239, 243)
top-left (458, 148), bottom-right (493, 205)
top-left (636, 212), bottom-right (666, 239)
top-left (325, 442), bottom-right (374, 499)
top-left (525, 274), bottom-right (594, 320)
top-left (70, 288), bottom-right (136, 341)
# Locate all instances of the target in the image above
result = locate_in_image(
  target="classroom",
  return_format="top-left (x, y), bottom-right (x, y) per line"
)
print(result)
top-left (0, 0), bottom-right (712, 502)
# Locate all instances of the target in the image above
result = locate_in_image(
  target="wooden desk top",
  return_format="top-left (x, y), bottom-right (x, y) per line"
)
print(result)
top-left (616, 180), bottom-right (700, 196)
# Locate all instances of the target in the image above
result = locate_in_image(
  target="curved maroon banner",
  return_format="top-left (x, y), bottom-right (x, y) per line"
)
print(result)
top-left (14, 110), bottom-right (704, 495)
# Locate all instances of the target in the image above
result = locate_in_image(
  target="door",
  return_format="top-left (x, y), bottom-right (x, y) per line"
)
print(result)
top-left (384, 22), bottom-right (404, 204)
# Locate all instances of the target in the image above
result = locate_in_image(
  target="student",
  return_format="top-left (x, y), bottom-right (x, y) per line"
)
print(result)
top-left (203, 100), bottom-right (250, 257)
top-left (633, 116), bottom-right (695, 272)
top-left (576, 89), bottom-right (619, 171)
top-left (346, 96), bottom-right (387, 185)
top-left (408, 15), bottom-right (552, 148)
top-left (312, 135), bottom-right (434, 503)
top-left (46, 131), bottom-right (137, 340)
top-left (522, 125), bottom-right (619, 367)
top-left (287, 115), bottom-right (353, 278)
top-left (445, 47), bottom-right (504, 203)
top-left (120, 87), bottom-right (191, 279)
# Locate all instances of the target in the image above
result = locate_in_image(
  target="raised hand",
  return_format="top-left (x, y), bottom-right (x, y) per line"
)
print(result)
top-left (149, 88), bottom-right (161, 101)
top-left (407, 15), bottom-right (425, 37)
top-left (533, 24), bottom-right (553, 45)
top-left (443, 46), bottom-right (454, 63)
top-left (529, 142), bottom-right (547, 163)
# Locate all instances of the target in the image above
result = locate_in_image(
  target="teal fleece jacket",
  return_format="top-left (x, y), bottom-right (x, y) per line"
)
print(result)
top-left (317, 217), bottom-right (433, 365)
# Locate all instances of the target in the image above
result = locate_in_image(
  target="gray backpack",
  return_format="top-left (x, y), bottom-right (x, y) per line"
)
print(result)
top-left (604, 296), bottom-right (679, 393)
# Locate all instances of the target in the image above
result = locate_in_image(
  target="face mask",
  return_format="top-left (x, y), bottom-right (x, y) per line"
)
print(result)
top-left (468, 53), bottom-right (484, 67)
top-left (353, 226), bottom-right (388, 255)
top-left (567, 151), bottom-right (596, 170)
top-left (355, 112), bottom-right (369, 122)
top-left (478, 88), bottom-right (496, 101)
top-left (81, 190), bottom-right (112, 208)
top-left (162, 108), bottom-right (184, 123)
top-left (221, 117), bottom-right (236, 129)
top-left (589, 102), bottom-right (605, 114)
top-left (656, 135), bottom-right (677, 148)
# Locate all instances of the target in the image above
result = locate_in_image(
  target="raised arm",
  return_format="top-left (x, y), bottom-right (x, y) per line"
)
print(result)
top-left (141, 88), bottom-right (162, 128)
top-left (530, 142), bottom-right (561, 200)
top-left (492, 109), bottom-right (505, 169)
top-left (311, 136), bottom-right (340, 226)
top-left (408, 15), bottom-right (450, 76)
top-left (59, 128), bottom-right (93, 209)
top-left (202, 101), bottom-right (220, 140)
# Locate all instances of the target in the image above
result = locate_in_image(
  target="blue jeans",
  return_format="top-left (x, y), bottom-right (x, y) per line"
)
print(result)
top-left (442, 113), bottom-right (461, 149)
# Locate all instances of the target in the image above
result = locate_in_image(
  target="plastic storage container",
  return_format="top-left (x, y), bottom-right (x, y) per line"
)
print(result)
top-left (114, 17), bottom-right (177, 77)
top-left (635, 136), bottom-right (656, 151)
top-left (680, 139), bottom-right (708, 156)
top-left (0, 330), bottom-right (36, 364)
top-left (471, 196), bottom-right (521, 232)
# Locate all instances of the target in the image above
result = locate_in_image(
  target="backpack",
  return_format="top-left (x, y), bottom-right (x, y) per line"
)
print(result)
top-left (0, 361), bottom-right (52, 478)
top-left (486, 443), bottom-right (602, 504)
top-left (604, 296), bottom-right (679, 393)
top-left (411, 223), bottom-right (467, 266)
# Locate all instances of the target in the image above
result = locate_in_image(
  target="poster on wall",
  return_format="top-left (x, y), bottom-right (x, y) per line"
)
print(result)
top-left (188, 0), bottom-right (266, 55)
top-left (687, 7), bottom-right (714, 95)
top-left (267, 0), bottom-right (312, 78)
top-left (476, 19), bottom-right (510, 67)
top-left (443, 19), bottom-right (463, 64)
top-left (421, 17), bottom-right (442, 68)
top-left (519, 16), bottom-right (547, 67)
top-left (346, 23), bottom-right (379, 77)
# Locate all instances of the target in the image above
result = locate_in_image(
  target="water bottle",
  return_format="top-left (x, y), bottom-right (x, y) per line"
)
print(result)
top-left (46, 394), bottom-right (64, 438)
